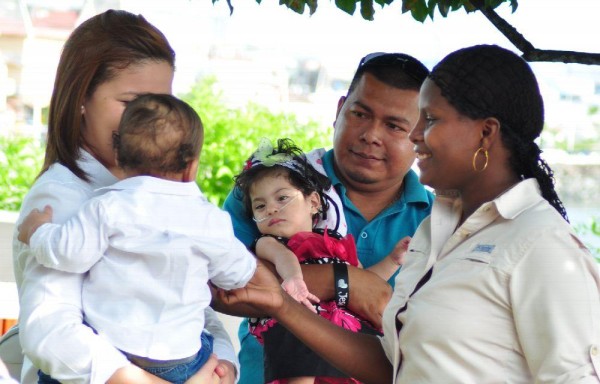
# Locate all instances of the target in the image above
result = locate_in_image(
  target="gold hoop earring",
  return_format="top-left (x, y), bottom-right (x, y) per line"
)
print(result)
top-left (472, 147), bottom-right (489, 172)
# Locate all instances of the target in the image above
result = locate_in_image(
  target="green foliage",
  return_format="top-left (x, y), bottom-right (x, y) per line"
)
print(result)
top-left (180, 77), bottom-right (333, 207)
top-left (0, 77), bottom-right (332, 212)
top-left (0, 136), bottom-right (44, 211)
top-left (221, 0), bottom-right (518, 21)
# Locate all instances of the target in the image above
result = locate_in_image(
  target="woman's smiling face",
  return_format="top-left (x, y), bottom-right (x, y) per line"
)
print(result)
top-left (410, 78), bottom-right (483, 191)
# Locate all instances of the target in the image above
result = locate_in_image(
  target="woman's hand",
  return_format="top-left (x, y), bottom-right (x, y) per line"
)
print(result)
top-left (217, 261), bottom-right (286, 318)
top-left (183, 354), bottom-right (221, 384)
top-left (214, 359), bottom-right (236, 384)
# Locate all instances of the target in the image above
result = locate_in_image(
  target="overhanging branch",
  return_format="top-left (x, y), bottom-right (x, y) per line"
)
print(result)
top-left (472, 1), bottom-right (600, 65)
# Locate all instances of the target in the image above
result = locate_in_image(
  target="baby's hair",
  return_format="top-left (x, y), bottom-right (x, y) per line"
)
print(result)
top-left (234, 138), bottom-right (331, 221)
top-left (113, 93), bottom-right (203, 176)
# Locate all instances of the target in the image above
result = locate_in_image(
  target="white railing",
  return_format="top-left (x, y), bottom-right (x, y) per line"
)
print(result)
top-left (0, 211), bottom-right (18, 321)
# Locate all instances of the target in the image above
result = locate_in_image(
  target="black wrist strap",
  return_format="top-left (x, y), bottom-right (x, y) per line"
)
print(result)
top-left (333, 263), bottom-right (349, 308)
top-left (250, 234), bottom-right (287, 253)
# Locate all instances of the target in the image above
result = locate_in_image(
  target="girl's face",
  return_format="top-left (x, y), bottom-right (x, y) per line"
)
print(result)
top-left (250, 172), bottom-right (320, 239)
top-left (81, 60), bottom-right (174, 178)
top-left (409, 78), bottom-right (483, 191)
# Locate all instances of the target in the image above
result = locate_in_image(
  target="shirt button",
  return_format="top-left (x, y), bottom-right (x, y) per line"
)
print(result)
top-left (360, 232), bottom-right (368, 239)
top-left (592, 345), bottom-right (599, 356)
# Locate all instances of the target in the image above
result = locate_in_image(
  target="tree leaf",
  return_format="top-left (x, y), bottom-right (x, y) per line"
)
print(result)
top-left (336, 0), bottom-right (358, 15)
top-left (402, 0), bottom-right (429, 22)
top-left (360, 0), bottom-right (375, 20)
top-left (280, 0), bottom-right (306, 14)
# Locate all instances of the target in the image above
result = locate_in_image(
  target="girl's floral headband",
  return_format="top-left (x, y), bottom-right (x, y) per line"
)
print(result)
top-left (244, 138), bottom-right (305, 175)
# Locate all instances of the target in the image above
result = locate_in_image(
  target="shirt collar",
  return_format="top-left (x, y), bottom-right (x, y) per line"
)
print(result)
top-left (322, 149), bottom-right (431, 207)
top-left (101, 175), bottom-right (204, 197)
top-left (493, 178), bottom-right (544, 219)
top-left (434, 178), bottom-right (544, 221)
top-left (78, 149), bottom-right (119, 190)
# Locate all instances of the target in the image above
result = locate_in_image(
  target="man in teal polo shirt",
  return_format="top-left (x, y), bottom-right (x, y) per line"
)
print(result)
top-left (222, 52), bottom-right (434, 384)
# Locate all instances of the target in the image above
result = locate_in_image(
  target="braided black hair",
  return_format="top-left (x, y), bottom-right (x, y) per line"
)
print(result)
top-left (234, 138), bottom-right (331, 221)
top-left (429, 45), bottom-right (568, 222)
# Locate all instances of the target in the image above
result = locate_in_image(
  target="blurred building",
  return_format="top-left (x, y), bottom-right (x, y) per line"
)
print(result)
top-left (1, 0), bottom-right (599, 151)
top-left (0, 0), bottom-right (118, 137)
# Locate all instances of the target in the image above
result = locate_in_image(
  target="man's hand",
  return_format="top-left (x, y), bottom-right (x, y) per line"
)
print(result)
top-left (17, 205), bottom-right (53, 244)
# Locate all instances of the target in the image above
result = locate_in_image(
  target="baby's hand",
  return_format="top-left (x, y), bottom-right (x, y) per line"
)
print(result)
top-left (17, 205), bottom-right (53, 245)
top-left (388, 236), bottom-right (411, 266)
top-left (281, 276), bottom-right (319, 313)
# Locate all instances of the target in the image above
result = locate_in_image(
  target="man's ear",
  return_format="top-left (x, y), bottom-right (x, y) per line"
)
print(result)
top-left (182, 158), bottom-right (199, 182)
top-left (333, 96), bottom-right (346, 127)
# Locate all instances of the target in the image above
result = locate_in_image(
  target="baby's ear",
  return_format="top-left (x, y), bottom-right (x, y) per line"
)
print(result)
top-left (182, 158), bottom-right (199, 182)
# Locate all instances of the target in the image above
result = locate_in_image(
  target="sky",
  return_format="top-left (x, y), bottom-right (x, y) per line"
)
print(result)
top-left (111, 0), bottom-right (600, 148)
top-left (117, 0), bottom-right (600, 89)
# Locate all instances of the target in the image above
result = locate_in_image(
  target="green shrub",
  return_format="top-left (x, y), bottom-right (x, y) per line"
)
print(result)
top-left (181, 77), bottom-right (333, 206)
top-left (0, 135), bottom-right (44, 211)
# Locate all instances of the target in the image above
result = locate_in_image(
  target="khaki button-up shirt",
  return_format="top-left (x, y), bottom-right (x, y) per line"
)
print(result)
top-left (381, 179), bottom-right (600, 383)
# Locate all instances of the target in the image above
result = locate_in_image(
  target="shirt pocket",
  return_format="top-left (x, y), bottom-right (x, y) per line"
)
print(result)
top-left (456, 242), bottom-right (496, 265)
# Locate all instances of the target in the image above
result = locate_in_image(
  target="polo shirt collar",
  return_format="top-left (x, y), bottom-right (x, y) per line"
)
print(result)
top-left (322, 149), bottom-right (431, 207)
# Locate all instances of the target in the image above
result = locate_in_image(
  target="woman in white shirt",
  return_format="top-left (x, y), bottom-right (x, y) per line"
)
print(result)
top-left (12, 10), bottom-right (237, 384)
top-left (217, 45), bottom-right (600, 383)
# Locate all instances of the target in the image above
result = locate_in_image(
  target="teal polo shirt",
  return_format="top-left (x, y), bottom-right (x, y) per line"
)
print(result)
top-left (222, 148), bottom-right (433, 384)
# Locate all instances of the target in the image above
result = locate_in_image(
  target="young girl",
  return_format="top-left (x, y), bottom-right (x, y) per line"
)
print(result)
top-left (234, 138), bottom-right (409, 384)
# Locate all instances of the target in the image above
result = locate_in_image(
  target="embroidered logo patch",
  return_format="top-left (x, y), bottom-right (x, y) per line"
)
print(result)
top-left (472, 244), bottom-right (495, 253)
